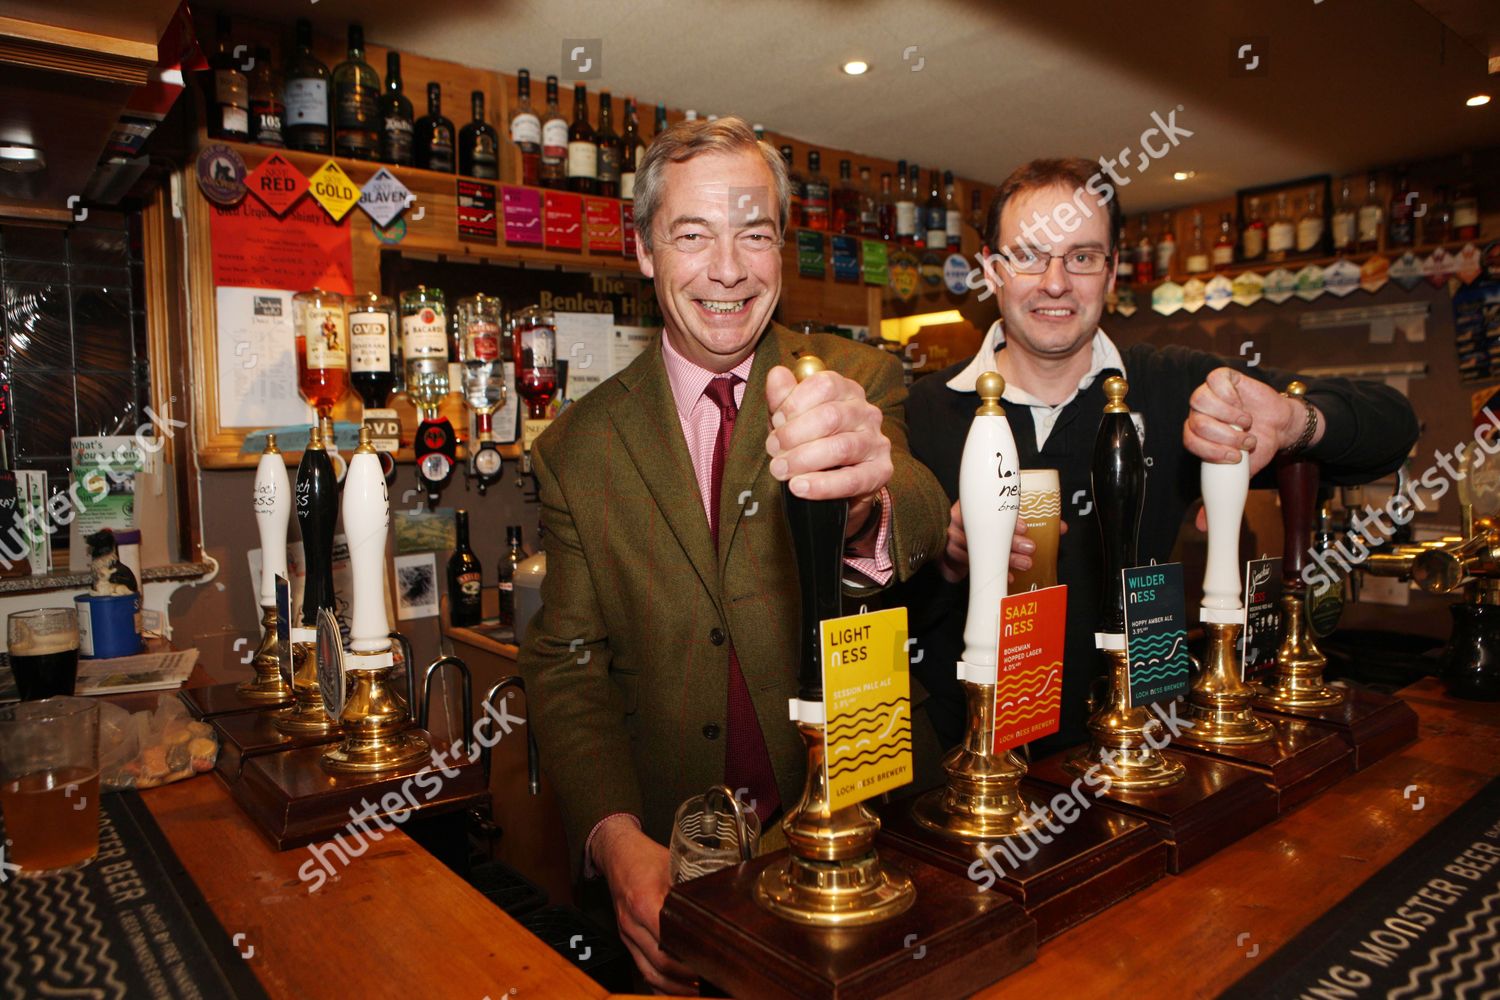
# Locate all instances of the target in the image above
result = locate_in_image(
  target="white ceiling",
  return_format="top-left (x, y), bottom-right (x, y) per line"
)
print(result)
top-left (225, 0), bottom-right (1498, 212)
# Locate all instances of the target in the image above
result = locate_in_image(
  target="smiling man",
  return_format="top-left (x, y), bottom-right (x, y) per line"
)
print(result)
top-left (517, 117), bottom-right (947, 994)
top-left (895, 157), bottom-right (1417, 753)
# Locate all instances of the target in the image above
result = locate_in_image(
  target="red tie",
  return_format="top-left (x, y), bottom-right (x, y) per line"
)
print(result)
top-left (704, 377), bottom-right (780, 823)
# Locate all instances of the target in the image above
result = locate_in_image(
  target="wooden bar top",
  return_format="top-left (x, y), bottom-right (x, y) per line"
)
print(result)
top-left (140, 678), bottom-right (1496, 999)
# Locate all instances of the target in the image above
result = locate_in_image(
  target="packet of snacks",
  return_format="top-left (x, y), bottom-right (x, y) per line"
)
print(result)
top-left (99, 693), bottom-right (218, 790)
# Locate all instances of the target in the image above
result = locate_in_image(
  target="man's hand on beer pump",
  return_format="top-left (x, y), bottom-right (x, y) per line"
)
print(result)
top-left (937, 501), bottom-right (1069, 584)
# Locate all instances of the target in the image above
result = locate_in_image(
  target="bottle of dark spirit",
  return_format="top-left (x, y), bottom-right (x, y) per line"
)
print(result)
top-left (619, 98), bottom-right (639, 200)
top-left (1387, 172), bottom-right (1415, 249)
top-left (907, 163), bottom-right (924, 246)
top-left (894, 160), bottom-right (915, 245)
top-left (944, 171), bottom-right (961, 250)
top-left (333, 24), bottom-right (381, 160)
top-left (205, 13), bottom-right (249, 141)
top-left (509, 70), bottom-right (541, 185)
top-left (414, 83), bottom-right (455, 173)
top-left (283, 19), bottom-right (330, 153)
top-left (594, 92), bottom-right (622, 197)
top-left (781, 146), bottom-right (804, 226)
top-left (459, 89), bottom-right (499, 179)
top-left (348, 292), bottom-right (397, 409)
top-left (925, 168), bottom-right (946, 249)
top-left (379, 52), bottom-right (413, 166)
top-left (802, 151), bottom-right (830, 230)
top-left (832, 159), bottom-right (859, 234)
top-left (877, 172), bottom-right (895, 241)
top-left (567, 84), bottom-right (597, 194)
top-left (448, 509), bottom-right (483, 628)
top-left (248, 46), bottom-right (283, 147)
top-left (1424, 185), bottom-right (1452, 246)
top-left (539, 75), bottom-right (567, 189)
top-left (1357, 177), bottom-right (1383, 253)
top-left (498, 525), bottom-right (523, 633)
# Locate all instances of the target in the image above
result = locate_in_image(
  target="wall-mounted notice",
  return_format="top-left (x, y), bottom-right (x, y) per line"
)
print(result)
top-left (214, 287), bottom-right (316, 429)
top-left (208, 197), bottom-right (354, 294)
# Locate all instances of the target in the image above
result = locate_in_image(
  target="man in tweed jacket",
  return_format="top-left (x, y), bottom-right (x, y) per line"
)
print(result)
top-left (518, 117), bottom-right (947, 993)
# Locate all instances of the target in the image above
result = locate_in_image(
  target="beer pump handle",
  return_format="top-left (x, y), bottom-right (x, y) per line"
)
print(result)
top-left (957, 371), bottom-right (1020, 685)
top-left (1093, 376), bottom-right (1144, 643)
top-left (783, 355), bottom-right (847, 703)
top-left (1276, 382), bottom-right (1318, 589)
top-left (1201, 443), bottom-right (1250, 620)
top-left (342, 428), bottom-right (390, 653)
top-left (295, 424), bottom-right (339, 628)
top-left (254, 434), bottom-right (291, 610)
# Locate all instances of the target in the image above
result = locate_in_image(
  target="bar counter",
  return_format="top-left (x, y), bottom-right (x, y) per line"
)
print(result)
top-left (140, 677), bottom-right (1496, 998)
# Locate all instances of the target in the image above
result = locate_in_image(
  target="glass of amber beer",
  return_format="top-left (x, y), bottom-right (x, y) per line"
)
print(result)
top-left (0, 696), bottom-right (101, 874)
top-left (1012, 469), bottom-right (1061, 592)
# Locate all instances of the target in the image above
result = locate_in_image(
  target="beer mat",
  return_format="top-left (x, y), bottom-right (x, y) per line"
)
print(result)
top-left (1222, 776), bottom-right (1500, 1000)
top-left (0, 789), bottom-right (269, 999)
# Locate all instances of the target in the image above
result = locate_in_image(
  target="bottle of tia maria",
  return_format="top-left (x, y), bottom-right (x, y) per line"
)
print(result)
top-left (539, 75), bottom-right (567, 189)
top-left (459, 89), bottom-right (499, 179)
top-left (415, 83), bottom-right (456, 173)
top-left (333, 23), bottom-right (380, 160)
top-left (380, 52), bottom-right (414, 166)
top-left (249, 46), bottom-right (283, 147)
top-left (348, 292), bottom-right (397, 409)
top-left (510, 69), bottom-right (542, 185)
top-left (498, 525), bottom-right (523, 633)
top-left (448, 509), bottom-right (483, 627)
top-left (567, 84), bottom-right (597, 194)
top-left (284, 19), bottom-right (330, 153)
top-left (205, 13), bottom-right (249, 141)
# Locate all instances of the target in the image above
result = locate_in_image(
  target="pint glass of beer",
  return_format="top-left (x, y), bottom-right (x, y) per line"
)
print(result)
top-left (8, 607), bottom-right (80, 700)
top-left (1012, 469), bottom-right (1061, 592)
top-left (0, 696), bottom-right (101, 873)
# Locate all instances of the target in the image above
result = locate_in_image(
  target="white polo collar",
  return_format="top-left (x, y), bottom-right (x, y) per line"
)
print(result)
top-left (946, 320), bottom-right (1125, 407)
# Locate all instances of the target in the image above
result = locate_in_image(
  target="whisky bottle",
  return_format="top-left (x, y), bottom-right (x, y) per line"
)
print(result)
top-left (414, 83), bottom-right (456, 173)
top-left (1134, 214), bottom-right (1155, 283)
top-left (448, 509), bottom-right (483, 628)
top-left (1212, 213), bottom-right (1235, 267)
top-left (509, 69), bottom-right (541, 186)
top-left (594, 92), bottom-right (622, 197)
top-left (1357, 177), bottom-right (1383, 253)
top-left (1387, 173), bottom-right (1415, 249)
top-left (1296, 190), bottom-right (1325, 254)
top-left (877, 172), bottom-right (895, 242)
top-left (294, 288), bottom-right (349, 419)
top-left (1116, 225), bottom-right (1134, 284)
top-left (566, 83), bottom-right (597, 194)
top-left (333, 24), bottom-right (381, 160)
top-left (1241, 197), bottom-right (1266, 261)
top-left (803, 151), bottom-right (830, 230)
top-left (944, 171), bottom-right (961, 250)
top-left (205, 14), bottom-right (249, 141)
top-left (248, 46), bottom-right (283, 147)
top-left (908, 164), bottom-right (924, 246)
top-left (894, 160), bottom-right (916, 245)
top-left (458, 89), bottom-right (499, 179)
top-left (859, 165), bottom-right (878, 238)
top-left (539, 75), bottom-right (567, 189)
top-left (379, 53), bottom-right (414, 166)
top-left (1185, 211), bottom-right (1210, 275)
top-left (832, 159), bottom-right (859, 235)
top-left (782, 146), bottom-right (804, 226)
top-left (348, 292), bottom-right (397, 410)
top-left (1266, 193), bottom-right (1294, 262)
top-left (283, 19), bottom-right (330, 153)
top-left (925, 168), bottom-right (946, 249)
top-left (1154, 210), bottom-right (1176, 277)
top-left (1331, 179), bottom-right (1357, 254)
top-left (619, 98), bottom-right (639, 200)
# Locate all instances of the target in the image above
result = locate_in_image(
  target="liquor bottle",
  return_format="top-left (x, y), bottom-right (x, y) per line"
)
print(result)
top-left (1387, 173), bottom-right (1415, 249)
top-left (1115, 225), bottom-right (1134, 284)
top-left (908, 164), bottom-right (924, 247)
top-left (876, 172), bottom-right (895, 242)
top-left (448, 509), bottom-right (483, 628)
top-left (509, 69), bottom-right (541, 186)
top-left (619, 98), bottom-right (639, 200)
top-left (1266, 193), bottom-right (1294, 262)
top-left (455, 293), bottom-right (505, 429)
top-left (333, 24), bottom-right (381, 160)
top-left (594, 92), bottom-right (622, 197)
top-left (293, 288), bottom-right (348, 418)
top-left (1357, 177), bottom-right (1383, 253)
top-left (400, 285), bottom-right (449, 418)
top-left (1212, 213), bottom-right (1235, 267)
top-left (497, 525), bottom-right (524, 634)
top-left (832, 159), bottom-right (859, 235)
top-left (414, 83), bottom-right (456, 173)
top-left (894, 160), bottom-right (916, 245)
top-left (205, 14), bottom-right (250, 141)
top-left (566, 84), bottom-right (597, 194)
top-left (944, 171), bottom-right (962, 250)
top-left (348, 292), bottom-right (397, 409)
top-left (376, 52), bottom-right (413, 166)
top-left (1451, 159), bottom-right (1479, 241)
top-left (858, 165), bottom-right (879, 238)
top-left (803, 151), bottom-right (830, 230)
top-left (511, 305), bottom-right (558, 474)
top-left (283, 19), bottom-right (330, 153)
top-left (1296, 190), bottom-right (1325, 254)
top-left (925, 168), bottom-right (946, 249)
top-left (1185, 211), bottom-right (1209, 274)
top-left (1331, 179), bottom-right (1357, 254)
top-left (1134, 215), bottom-right (1155, 284)
top-left (1424, 184), bottom-right (1452, 246)
top-left (1154, 210), bottom-right (1176, 277)
top-left (1242, 197), bottom-right (1266, 261)
top-left (782, 146), bottom-right (805, 226)
top-left (248, 46), bottom-right (284, 147)
top-left (539, 75), bottom-right (567, 188)
top-left (458, 90), bottom-right (499, 179)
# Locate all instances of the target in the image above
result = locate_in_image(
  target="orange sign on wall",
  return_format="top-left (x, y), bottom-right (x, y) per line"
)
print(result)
top-left (209, 197), bottom-right (355, 295)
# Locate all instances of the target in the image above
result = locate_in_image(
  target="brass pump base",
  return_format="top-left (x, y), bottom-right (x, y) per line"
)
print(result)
top-left (1255, 591), bottom-right (1345, 710)
top-left (753, 719), bottom-right (914, 927)
top-left (274, 640), bottom-right (339, 736)
top-left (1180, 621), bottom-right (1274, 746)
top-left (237, 605), bottom-right (294, 701)
top-left (1065, 646), bottom-right (1185, 790)
top-left (322, 653), bottom-right (430, 773)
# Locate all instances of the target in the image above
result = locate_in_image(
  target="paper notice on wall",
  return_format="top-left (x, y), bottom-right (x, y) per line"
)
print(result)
top-left (208, 197), bottom-right (354, 294)
top-left (612, 325), bottom-right (656, 377)
top-left (555, 311), bottom-right (615, 400)
top-left (216, 287), bottom-right (316, 428)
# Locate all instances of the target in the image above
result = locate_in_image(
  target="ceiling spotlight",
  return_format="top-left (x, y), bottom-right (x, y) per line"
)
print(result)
top-left (0, 143), bottom-right (45, 173)
top-left (842, 60), bottom-right (870, 76)
top-left (1172, 170), bottom-right (1196, 181)
top-left (1466, 94), bottom-right (1491, 107)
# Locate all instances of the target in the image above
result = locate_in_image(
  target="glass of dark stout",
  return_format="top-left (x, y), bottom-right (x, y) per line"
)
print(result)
top-left (8, 607), bottom-right (80, 700)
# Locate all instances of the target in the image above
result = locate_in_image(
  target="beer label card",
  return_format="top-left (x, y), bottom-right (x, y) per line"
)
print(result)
top-left (456, 179), bottom-right (498, 243)
top-left (831, 234), bottom-right (860, 282)
top-left (501, 185), bottom-right (543, 246)
top-left (862, 240), bottom-right (889, 285)
top-left (1240, 557), bottom-right (1283, 680)
top-left (584, 197), bottom-right (623, 254)
top-left (543, 191), bottom-right (584, 250)
top-left (797, 229), bottom-right (826, 279)
top-left (1123, 563), bottom-right (1192, 707)
top-left (991, 585), bottom-right (1066, 754)
top-left (821, 607), bottom-right (912, 812)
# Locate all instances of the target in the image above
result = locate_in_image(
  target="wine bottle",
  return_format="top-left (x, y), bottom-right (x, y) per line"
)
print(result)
top-left (877, 172), bottom-right (895, 242)
top-left (510, 69), bottom-right (541, 185)
top-left (782, 146), bottom-right (804, 226)
top-left (944, 170), bottom-right (961, 250)
top-left (414, 83), bottom-right (455, 173)
top-left (894, 160), bottom-right (915, 245)
top-left (925, 168), bottom-right (946, 249)
top-left (567, 83), bottom-right (597, 194)
top-left (205, 13), bottom-right (249, 141)
top-left (859, 165), bottom-right (878, 238)
top-left (539, 75), bottom-right (567, 189)
top-left (498, 525), bottom-right (523, 633)
top-left (448, 509), bottom-right (483, 628)
top-left (248, 46), bottom-right (284, 147)
top-left (619, 97), bottom-right (639, 200)
top-left (333, 23), bottom-right (381, 160)
top-left (379, 52), bottom-right (414, 166)
top-left (594, 92), bottom-right (622, 198)
top-left (459, 89), bottom-right (499, 179)
top-left (283, 19), bottom-right (330, 153)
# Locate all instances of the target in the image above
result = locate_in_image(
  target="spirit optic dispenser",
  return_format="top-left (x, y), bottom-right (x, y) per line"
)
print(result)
top-left (348, 291), bottom-right (400, 482)
top-left (401, 285), bottom-right (455, 507)
top-left (510, 304), bottom-right (557, 479)
top-left (241, 435), bottom-right (294, 701)
top-left (456, 293), bottom-right (507, 493)
top-left (293, 288), bottom-right (349, 419)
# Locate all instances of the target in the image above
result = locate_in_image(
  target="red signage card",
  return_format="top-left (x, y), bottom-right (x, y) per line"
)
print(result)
top-left (456, 178), bottom-right (498, 243)
top-left (585, 197), bottom-right (623, 254)
top-left (244, 154), bottom-right (309, 217)
top-left (622, 201), bottom-right (637, 258)
top-left (501, 185), bottom-right (543, 246)
top-left (544, 191), bottom-right (584, 250)
top-left (208, 197), bottom-right (353, 294)
top-left (991, 584), bottom-right (1066, 753)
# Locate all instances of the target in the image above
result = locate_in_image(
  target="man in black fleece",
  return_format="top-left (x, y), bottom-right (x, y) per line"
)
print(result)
top-left (895, 158), bottom-right (1419, 753)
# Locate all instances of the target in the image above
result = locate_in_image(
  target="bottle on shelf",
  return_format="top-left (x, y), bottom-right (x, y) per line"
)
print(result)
top-left (248, 46), bottom-right (283, 148)
top-left (858, 166), bottom-right (879, 238)
top-left (348, 292), bottom-right (397, 410)
top-left (1212, 213), bottom-right (1235, 268)
top-left (782, 146), bottom-right (804, 226)
top-left (293, 288), bottom-right (348, 419)
top-left (619, 98), bottom-right (639, 200)
top-left (1134, 214), bottom-right (1155, 284)
top-left (833, 159), bottom-right (859, 235)
top-left (497, 525), bottom-right (524, 634)
top-left (908, 164), bottom-right (924, 247)
top-left (1241, 197), bottom-right (1266, 262)
top-left (1424, 184), bottom-right (1452, 246)
top-left (510, 69), bottom-right (542, 186)
top-left (511, 305), bottom-right (558, 475)
top-left (567, 84), bottom-right (597, 194)
top-left (1154, 210), bottom-right (1176, 277)
top-left (877, 172), bottom-right (895, 242)
top-left (1357, 176), bottom-right (1383, 253)
top-left (1115, 225), bottom-right (1134, 284)
top-left (1387, 172), bottom-right (1416, 249)
top-left (1185, 211), bottom-right (1210, 275)
top-left (456, 293), bottom-right (506, 469)
top-left (969, 188), bottom-right (984, 240)
top-left (539, 75), bottom-right (568, 189)
top-left (458, 89), bottom-right (499, 179)
top-left (204, 13), bottom-right (249, 142)
top-left (1296, 190), bottom-right (1325, 254)
top-left (1331, 178), bottom-right (1357, 255)
top-left (448, 509), bottom-right (483, 628)
top-left (925, 168), bottom-right (946, 250)
top-left (414, 83), bottom-right (456, 173)
top-left (1451, 156), bottom-right (1479, 241)
top-left (594, 91), bottom-right (622, 197)
top-left (283, 18), bottom-right (331, 154)
top-left (894, 160), bottom-right (916, 246)
top-left (378, 52), bottom-right (413, 166)
top-left (1266, 193), bottom-right (1294, 262)
top-left (400, 285), bottom-right (450, 419)
top-left (333, 23), bottom-right (381, 160)
top-left (944, 171), bottom-right (962, 251)
top-left (802, 150), bottom-right (830, 230)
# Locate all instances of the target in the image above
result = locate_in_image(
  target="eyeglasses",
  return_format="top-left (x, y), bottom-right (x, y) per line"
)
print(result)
top-left (665, 231), bottom-right (784, 255)
top-left (998, 248), bottom-right (1111, 276)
